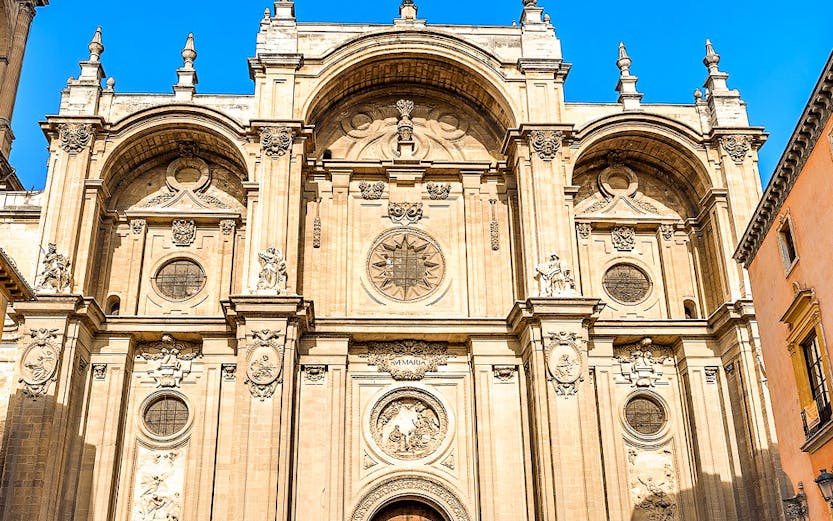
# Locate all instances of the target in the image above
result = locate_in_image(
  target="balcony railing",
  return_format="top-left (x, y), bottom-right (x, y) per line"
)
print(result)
top-left (802, 397), bottom-right (832, 439)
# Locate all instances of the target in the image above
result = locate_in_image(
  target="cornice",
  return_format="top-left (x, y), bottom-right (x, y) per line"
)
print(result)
top-left (736, 50), bottom-right (833, 267)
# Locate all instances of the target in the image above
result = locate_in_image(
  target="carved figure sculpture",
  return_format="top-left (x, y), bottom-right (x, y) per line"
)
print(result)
top-left (535, 252), bottom-right (576, 297)
top-left (36, 243), bottom-right (72, 293)
top-left (255, 247), bottom-right (288, 294)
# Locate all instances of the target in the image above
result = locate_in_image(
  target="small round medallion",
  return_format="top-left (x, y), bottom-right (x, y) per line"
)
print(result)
top-left (370, 388), bottom-right (448, 461)
top-left (367, 229), bottom-right (445, 302)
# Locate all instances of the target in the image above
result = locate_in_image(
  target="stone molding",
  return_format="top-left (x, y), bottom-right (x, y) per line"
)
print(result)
top-left (351, 475), bottom-right (471, 521)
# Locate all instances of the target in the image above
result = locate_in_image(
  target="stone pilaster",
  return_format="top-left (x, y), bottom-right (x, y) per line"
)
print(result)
top-left (222, 295), bottom-right (312, 521)
top-left (0, 296), bottom-right (103, 520)
top-left (509, 297), bottom-right (606, 521)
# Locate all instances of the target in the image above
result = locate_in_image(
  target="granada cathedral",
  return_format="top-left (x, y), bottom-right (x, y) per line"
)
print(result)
top-left (0, 1), bottom-right (789, 520)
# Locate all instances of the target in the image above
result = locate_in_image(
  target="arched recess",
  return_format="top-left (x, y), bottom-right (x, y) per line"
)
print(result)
top-left (302, 32), bottom-right (519, 141)
top-left (351, 475), bottom-right (471, 521)
top-left (570, 118), bottom-right (719, 319)
top-left (99, 105), bottom-right (250, 203)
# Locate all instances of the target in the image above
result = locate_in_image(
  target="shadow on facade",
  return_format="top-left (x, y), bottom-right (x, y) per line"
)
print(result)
top-left (0, 385), bottom-right (101, 519)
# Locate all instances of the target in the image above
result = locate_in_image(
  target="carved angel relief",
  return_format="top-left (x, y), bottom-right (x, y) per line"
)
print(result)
top-left (627, 447), bottom-right (678, 521)
top-left (545, 332), bottom-right (584, 397)
top-left (615, 338), bottom-right (674, 388)
top-left (19, 328), bottom-right (62, 399)
top-left (132, 448), bottom-right (186, 521)
top-left (136, 335), bottom-right (201, 388)
top-left (245, 329), bottom-right (285, 400)
top-left (366, 340), bottom-right (449, 381)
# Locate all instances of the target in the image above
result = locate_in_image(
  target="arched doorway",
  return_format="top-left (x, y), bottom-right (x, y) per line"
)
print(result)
top-left (372, 500), bottom-right (447, 521)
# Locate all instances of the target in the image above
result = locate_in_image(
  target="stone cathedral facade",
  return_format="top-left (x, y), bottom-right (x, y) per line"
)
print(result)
top-left (0, 1), bottom-right (788, 520)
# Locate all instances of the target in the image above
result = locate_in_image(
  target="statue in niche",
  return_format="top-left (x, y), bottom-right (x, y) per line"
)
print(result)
top-left (255, 247), bottom-right (288, 294)
top-left (535, 252), bottom-right (576, 297)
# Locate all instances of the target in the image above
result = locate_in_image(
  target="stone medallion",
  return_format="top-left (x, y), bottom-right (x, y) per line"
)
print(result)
top-left (19, 328), bottom-right (62, 399)
top-left (367, 228), bottom-right (445, 302)
top-left (370, 388), bottom-right (448, 461)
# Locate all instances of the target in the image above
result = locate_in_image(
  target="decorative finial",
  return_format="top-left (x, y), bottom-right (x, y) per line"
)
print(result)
top-left (694, 88), bottom-right (703, 101)
top-left (704, 38), bottom-right (721, 74)
top-left (617, 42), bottom-right (632, 76)
top-left (523, 0), bottom-right (538, 6)
top-left (181, 33), bottom-right (197, 69)
top-left (399, 0), bottom-right (418, 20)
top-left (263, 7), bottom-right (271, 20)
top-left (88, 27), bottom-right (104, 63)
top-left (106, 77), bottom-right (115, 91)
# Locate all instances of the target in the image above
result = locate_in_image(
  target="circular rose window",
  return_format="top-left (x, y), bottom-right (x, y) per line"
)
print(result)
top-left (154, 259), bottom-right (206, 301)
top-left (625, 395), bottom-right (666, 436)
top-left (370, 388), bottom-right (448, 461)
top-left (603, 264), bottom-right (651, 304)
top-left (143, 394), bottom-right (189, 438)
top-left (367, 229), bottom-right (445, 302)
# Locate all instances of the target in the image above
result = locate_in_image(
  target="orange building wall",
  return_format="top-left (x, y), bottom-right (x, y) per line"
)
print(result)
top-left (749, 115), bottom-right (833, 519)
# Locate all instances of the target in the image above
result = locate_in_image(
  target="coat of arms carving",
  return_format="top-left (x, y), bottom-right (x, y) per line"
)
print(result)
top-left (366, 340), bottom-right (449, 381)
top-left (171, 219), bottom-right (196, 246)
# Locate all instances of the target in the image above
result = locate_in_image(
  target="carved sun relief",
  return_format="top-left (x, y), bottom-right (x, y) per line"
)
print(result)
top-left (370, 388), bottom-right (448, 461)
top-left (367, 229), bottom-right (445, 302)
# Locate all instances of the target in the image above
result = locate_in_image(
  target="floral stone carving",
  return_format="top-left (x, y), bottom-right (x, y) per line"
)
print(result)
top-left (245, 329), bottom-right (285, 400)
top-left (535, 252), bottom-right (577, 297)
top-left (426, 182), bottom-right (451, 200)
top-left (359, 181), bottom-right (385, 200)
top-left (396, 99), bottom-right (415, 142)
top-left (366, 340), bottom-right (449, 380)
top-left (545, 332), bottom-right (584, 397)
top-left (388, 202), bottom-right (423, 225)
top-left (36, 243), bottom-right (72, 293)
top-left (530, 130), bottom-right (563, 160)
top-left (254, 247), bottom-right (288, 295)
top-left (370, 387), bottom-right (448, 461)
top-left (19, 328), bottom-right (62, 399)
top-left (136, 335), bottom-right (201, 388)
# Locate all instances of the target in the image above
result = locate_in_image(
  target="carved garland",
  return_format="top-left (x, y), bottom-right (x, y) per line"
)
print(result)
top-left (489, 199), bottom-right (500, 251)
top-left (351, 476), bottom-right (471, 521)
top-left (426, 183), bottom-right (451, 200)
top-left (359, 181), bottom-right (385, 200)
top-left (244, 329), bottom-right (285, 400)
top-left (388, 202), bottom-right (424, 225)
top-left (19, 328), bottom-right (62, 399)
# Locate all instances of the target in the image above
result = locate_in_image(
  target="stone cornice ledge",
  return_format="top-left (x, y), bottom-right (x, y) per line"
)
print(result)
top-left (736, 50), bottom-right (833, 267)
top-left (12, 295), bottom-right (104, 331)
top-left (221, 295), bottom-right (314, 330)
top-left (508, 297), bottom-right (605, 334)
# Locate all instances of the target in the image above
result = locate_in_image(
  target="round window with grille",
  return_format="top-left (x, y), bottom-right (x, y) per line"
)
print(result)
top-left (624, 395), bottom-right (666, 436)
top-left (154, 259), bottom-right (206, 301)
top-left (143, 394), bottom-right (190, 438)
top-left (603, 264), bottom-right (651, 304)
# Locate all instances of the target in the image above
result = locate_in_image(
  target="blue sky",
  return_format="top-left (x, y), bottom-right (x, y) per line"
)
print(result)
top-left (10, 0), bottom-right (831, 189)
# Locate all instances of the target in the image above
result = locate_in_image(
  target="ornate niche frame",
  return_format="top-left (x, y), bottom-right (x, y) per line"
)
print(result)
top-left (136, 389), bottom-right (195, 446)
top-left (351, 475), bottom-right (471, 521)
